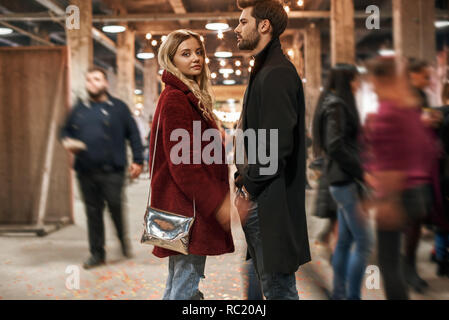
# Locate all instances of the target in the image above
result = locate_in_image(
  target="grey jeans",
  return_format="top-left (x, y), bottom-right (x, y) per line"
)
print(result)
top-left (162, 254), bottom-right (206, 300)
top-left (242, 204), bottom-right (299, 300)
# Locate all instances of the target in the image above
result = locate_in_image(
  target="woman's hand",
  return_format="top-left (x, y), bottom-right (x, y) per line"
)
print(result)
top-left (216, 191), bottom-right (231, 232)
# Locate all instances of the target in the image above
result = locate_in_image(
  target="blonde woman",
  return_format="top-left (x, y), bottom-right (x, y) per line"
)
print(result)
top-left (148, 30), bottom-right (234, 300)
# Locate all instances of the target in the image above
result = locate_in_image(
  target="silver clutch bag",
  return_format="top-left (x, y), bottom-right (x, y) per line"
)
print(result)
top-left (141, 206), bottom-right (195, 255)
top-left (140, 113), bottom-right (196, 255)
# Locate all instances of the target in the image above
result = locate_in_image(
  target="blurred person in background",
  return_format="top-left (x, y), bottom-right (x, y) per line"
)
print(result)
top-left (401, 58), bottom-right (444, 291)
top-left (60, 67), bottom-right (144, 269)
top-left (432, 82), bottom-right (449, 277)
top-left (312, 63), bottom-right (373, 300)
top-left (364, 56), bottom-right (440, 299)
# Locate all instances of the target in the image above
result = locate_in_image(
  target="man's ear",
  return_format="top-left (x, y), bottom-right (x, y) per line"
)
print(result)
top-left (259, 19), bottom-right (271, 34)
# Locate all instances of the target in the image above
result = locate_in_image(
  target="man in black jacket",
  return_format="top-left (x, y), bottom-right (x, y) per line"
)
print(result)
top-left (234, 0), bottom-right (311, 299)
top-left (61, 67), bottom-right (143, 269)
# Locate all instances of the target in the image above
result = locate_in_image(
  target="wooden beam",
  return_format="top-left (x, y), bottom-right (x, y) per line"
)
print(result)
top-left (168, 0), bottom-right (188, 27)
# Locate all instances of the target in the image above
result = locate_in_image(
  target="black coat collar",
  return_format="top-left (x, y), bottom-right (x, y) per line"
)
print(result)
top-left (252, 37), bottom-right (282, 76)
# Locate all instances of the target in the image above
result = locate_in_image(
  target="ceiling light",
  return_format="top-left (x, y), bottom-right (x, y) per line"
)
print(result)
top-left (297, 0), bottom-right (304, 6)
top-left (205, 22), bottom-right (230, 31)
top-left (0, 27), bottom-right (13, 35)
top-left (145, 33), bottom-right (152, 40)
top-left (223, 80), bottom-right (236, 85)
top-left (102, 25), bottom-right (126, 33)
top-left (219, 68), bottom-right (234, 74)
top-left (137, 52), bottom-right (155, 59)
top-left (235, 60), bottom-right (241, 67)
top-left (151, 40), bottom-right (158, 46)
top-left (378, 49), bottom-right (395, 57)
top-left (217, 31), bottom-right (224, 39)
top-left (235, 69), bottom-right (242, 76)
top-left (137, 46), bottom-right (155, 60)
top-left (211, 72), bottom-right (217, 79)
top-left (435, 20), bottom-right (449, 28)
top-left (220, 60), bottom-right (226, 67)
top-left (134, 89), bottom-right (143, 95)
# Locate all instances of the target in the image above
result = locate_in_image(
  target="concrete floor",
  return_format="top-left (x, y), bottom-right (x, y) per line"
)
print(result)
top-left (1, 173), bottom-right (449, 300)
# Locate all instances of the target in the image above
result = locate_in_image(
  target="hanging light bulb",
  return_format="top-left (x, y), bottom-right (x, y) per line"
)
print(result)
top-left (211, 72), bottom-right (217, 79)
top-left (217, 31), bottom-right (224, 39)
top-left (161, 35), bottom-right (167, 42)
top-left (200, 35), bottom-right (205, 42)
top-left (220, 60), bottom-right (226, 67)
top-left (145, 33), bottom-right (152, 40)
top-left (235, 60), bottom-right (241, 67)
top-left (205, 57), bottom-right (210, 64)
top-left (151, 40), bottom-right (158, 46)
top-left (248, 67), bottom-right (252, 72)
top-left (249, 59), bottom-right (255, 67)
top-left (297, 0), bottom-right (304, 6)
top-left (235, 69), bottom-right (242, 76)
top-left (283, 6), bottom-right (290, 14)
top-left (287, 49), bottom-right (294, 58)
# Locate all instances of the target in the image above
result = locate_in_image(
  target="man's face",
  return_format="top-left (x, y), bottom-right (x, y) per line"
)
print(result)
top-left (86, 71), bottom-right (108, 97)
top-left (409, 67), bottom-right (431, 89)
top-left (234, 7), bottom-right (261, 51)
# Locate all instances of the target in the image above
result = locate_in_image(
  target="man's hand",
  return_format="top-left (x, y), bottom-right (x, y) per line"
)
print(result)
top-left (61, 138), bottom-right (86, 155)
top-left (234, 191), bottom-right (253, 226)
top-left (421, 109), bottom-right (443, 128)
top-left (129, 163), bottom-right (143, 179)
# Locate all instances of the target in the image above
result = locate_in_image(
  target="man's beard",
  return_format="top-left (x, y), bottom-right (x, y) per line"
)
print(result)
top-left (238, 30), bottom-right (261, 51)
top-left (87, 88), bottom-right (107, 100)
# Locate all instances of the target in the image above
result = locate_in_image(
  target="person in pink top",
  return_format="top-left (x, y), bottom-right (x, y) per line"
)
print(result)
top-left (364, 56), bottom-right (440, 300)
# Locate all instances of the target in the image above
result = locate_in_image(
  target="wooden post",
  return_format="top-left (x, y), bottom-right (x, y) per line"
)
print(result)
top-left (304, 23), bottom-right (322, 132)
top-left (393, 0), bottom-right (436, 64)
top-left (143, 58), bottom-right (159, 120)
top-left (116, 26), bottom-right (136, 109)
top-left (331, 0), bottom-right (355, 65)
top-left (66, 0), bottom-right (93, 105)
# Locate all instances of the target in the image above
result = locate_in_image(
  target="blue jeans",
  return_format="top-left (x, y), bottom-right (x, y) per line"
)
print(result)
top-left (435, 232), bottom-right (449, 261)
top-left (245, 258), bottom-right (264, 300)
top-left (242, 205), bottom-right (299, 300)
top-left (162, 254), bottom-right (206, 300)
top-left (329, 183), bottom-right (373, 300)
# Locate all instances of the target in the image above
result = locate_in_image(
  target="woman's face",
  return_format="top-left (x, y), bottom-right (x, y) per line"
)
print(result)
top-left (350, 76), bottom-right (361, 94)
top-left (172, 37), bottom-right (204, 79)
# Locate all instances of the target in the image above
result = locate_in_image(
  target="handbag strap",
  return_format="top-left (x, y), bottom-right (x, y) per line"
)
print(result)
top-left (146, 112), bottom-right (196, 218)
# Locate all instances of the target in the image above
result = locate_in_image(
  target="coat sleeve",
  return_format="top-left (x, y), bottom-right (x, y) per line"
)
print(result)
top-left (59, 104), bottom-right (79, 140)
top-left (160, 91), bottom-right (229, 217)
top-left (241, 67), bottom-right (300, 198)
top-left (123, 103), bottom-right (144, 165)
top-left (324, 103), bottom-right (363, 180)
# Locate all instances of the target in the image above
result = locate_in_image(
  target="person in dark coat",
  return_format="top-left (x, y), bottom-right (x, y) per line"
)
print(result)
top-left (60, 67), bottom-right (144, 269)
top-left (312, 64), bottom-right (373, 300)
top-left (233, 0), bottom-right (311, 300)
top-left (149, 30), bottom-right (234, 300)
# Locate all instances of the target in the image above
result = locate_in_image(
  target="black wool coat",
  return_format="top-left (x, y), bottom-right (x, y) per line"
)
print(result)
top-left (237, 38), bottom-right (311, 274)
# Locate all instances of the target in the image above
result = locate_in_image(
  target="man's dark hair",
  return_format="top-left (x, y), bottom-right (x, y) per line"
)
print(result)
top-left (87, 66), bottom-right (108, 80)
top-left (407, 58), bottom-right (429, 73)
top-left (237, 0), bottom-right (288, 39)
